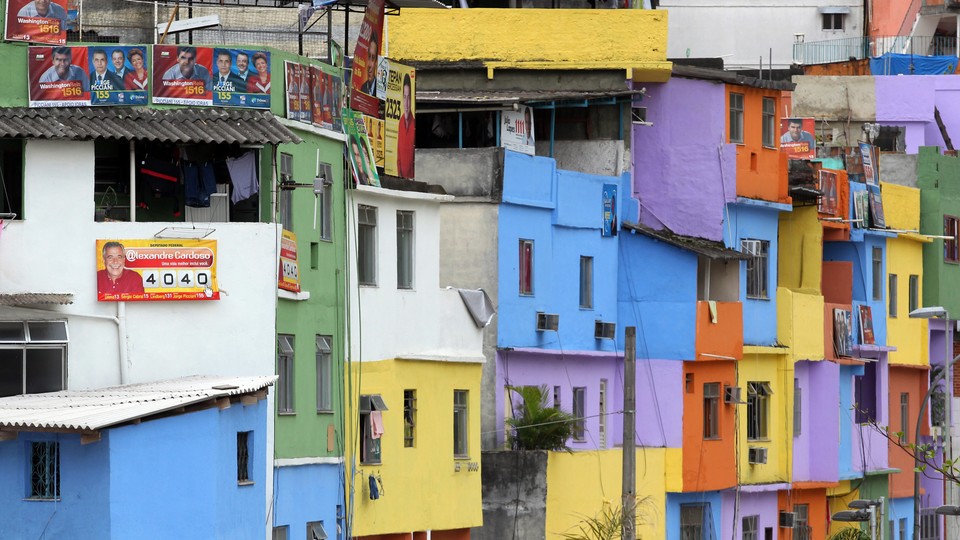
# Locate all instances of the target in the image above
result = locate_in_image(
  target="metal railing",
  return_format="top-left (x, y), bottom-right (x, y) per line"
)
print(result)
top-left (793, 35), bottom-right (957, 65)
top-left (792, 525), bottom-right (812, 540)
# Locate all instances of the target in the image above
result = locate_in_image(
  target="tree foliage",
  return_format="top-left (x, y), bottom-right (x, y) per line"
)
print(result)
top-left (827, 527), bottom-right (869, 540)
top-left (506, 385), bottom-right (575, 451)
top-left (559, 498), bottom-right (653, 540)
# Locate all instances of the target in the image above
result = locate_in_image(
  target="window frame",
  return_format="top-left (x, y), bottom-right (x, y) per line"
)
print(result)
top-left (703, 382), bottom-right (720, 440)
top-left (793, 378), bottom-right (801, 437)
top-left (237, 431), bottom-right (253, 484)
top-left (900, 392), bottom-right (909, 443)
top-left (277, 335), bottom-right (295, 414)
top-left (909, 274), bottom-right (920, 313)
top-left (319, 183), bottom-right (333, 242)
top-left (306, 521), bottom-right (328, 540)
top-left (598, 379), bottom-right (607, 449)
top-left (872, 247), bottom-right (883, 301)
top-left (29, 440), bottom-right (59, 500)
top-left (822, 12), bottom-right (844, 30)
top-left (579, 255), bottom-right (594, 309)
top-left (741, 239), bottom-right (770, 300)
top-left (272, 526), bottom-right (289, 540)
top-left (742, 515), bottom-right (759, 540)
top-left (0, 138), bottom-right (24, 220)
top-left (572, 386), bottom-right (586, 441)
top-left (729, 93), bottom-right (745, 144)
top-left (403, 389), bottom-right (417, 448)
top-left (680, 504), bottom-right (707, 539)
top-left (453, 389), bottom-right (469, 458)
top-left (519, 239), bottom-right (534, 296)
top-left (279, 153), bottom-right (294, 232)
top-left (357, 204), bottom-right (378, 286)
top-left (761, 97), bottom-right (776, 148)
top-left (945, 215), bottom-right (959, 263)
top-left (0, 320), bottom-right (68, 398)
top-left (889, 273), bottom-right (898, 318)
top-left (747, 381), bottom-right (772, 441)
top-left (316, 336), bottom-right (333, 413)
top-left (359, 394), bottom-right (386, 465)
top-left (396, 210), bottom-right (415, 289)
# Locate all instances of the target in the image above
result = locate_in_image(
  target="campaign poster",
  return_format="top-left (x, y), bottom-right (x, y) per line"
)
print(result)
top-left (780, 117), bottom-right (816, 159)
top-left (211, 48), bottom-right (271, 109)
top-left (858, 305), bottom-right (875, 345)
top-left (349, 0), bottom-right (384, 117)
top-left (602, 183), bottom-right (618, 237)
top-left (344, 109), bottom-right (379, 187)
top-left (298, 63), bottom-right (311, 123)
top-left (869, 191), bottom-right (886, 229)
top-left (28, 46), bottom-right (89, 107)
top-left (364, 115), bottom-right (385, 169)
top-left (285, 61), bottom-right (302, 120)
top-left (384, 61), bottom-right (415, 178)
top-left (844, 145), bottom-right (865, 184)
top-left (5, 0), bottom-right (67, 44)
top-left (311, 65), bottom-right (341, 130)
top-left (152, 45), bottom-right (213, 106)
top-left (833, 308), bottom-right (853, 357)
top-left (818, 170), bottom-right (838, 215)
top-left (501, 105), bottom-right (536, 156)
top-left (96, 239), bottom-right (219, 302)
top-left (87, 45), bottom-right (149, 106)
top-left (278, 230), bottom-right (300, 293)
top-left (375, 56), bottom-right (388, 100)
top-left (859, 142), bottom-right (879, 186)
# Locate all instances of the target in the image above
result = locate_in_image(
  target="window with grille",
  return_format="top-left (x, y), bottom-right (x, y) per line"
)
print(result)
top-left (580, 256), bottom-right (593, 309)
top-left (277, 335), bottom-right (295, 414)
top-left (572, 387), bottom-right (586, 441)
top-left (397, 210), bottom-right (414, 289)
top-left (704, 382), bottom-right (720, 439)
top-left (946, 216), bottom-right (960, 263)
top-left (519, 239), bottom-right (534, 295)
top-left (920, 508), bottom-right (941, 540)
top-left (761, 98), bottom-right (775, 147)
top-left (316, 336), bottom-right (332, 412)
top-left (279, 153), bottom-right (294, 231)
top-left (358, 205), bottom-right (378, 285)
top-left (680, 504), bottom-right (708, 540)
top-left (404, 389), bottom-right (416, 448)
top-left (742, 515), bottom-right (759, 540)
top-left (0, 321), bottom-right (67, 397)
top-left (747, 382), bottom-right (772, 440)
top-left (730, 93), bottom-right (744, 144)
top-left (599, 379), bottom-right (607, 449)
top-left (741, 239), bottom-right (769, 300)
top-left (29, 441), bottom-right (59, 499)
top-left (872, 247), bottom-right (883, 300)
top-left (889, 274), bottom-right (898, 317)
top-left (794, 504), bottom-right (810, 540)
top-left (453, 390), bottom-right (469, 458)
top-left (237, 431), bottom-right (252, 484)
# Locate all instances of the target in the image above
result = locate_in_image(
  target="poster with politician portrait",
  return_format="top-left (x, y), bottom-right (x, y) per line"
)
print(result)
top-left (285, 61), bottom-right (302, 121)
top-left (6, 0), bottom-right (68, 44)
top-left (780, 117), bottom-right (816, 159)
top-left (349, 0), bottom-right (384, 118)
top-left (87, 45), bottom-right (149, 106)
top-left (28, 45), bottom-right (89, 107)
top-left (385, 60), bottom-right (415, 178)
top-left (152, 45), bottom-right (213, 106)
top-left (211, 48), bottom-right (271, 109)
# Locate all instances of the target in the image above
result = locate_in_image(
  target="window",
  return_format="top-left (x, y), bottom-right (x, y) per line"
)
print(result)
top-left (921, 508), bottom-right (941, 540)
top-left (0, 139), bottom-right (24, 220)
top-left (579, 256), bottom-right (593, 309)
top-left (909, 275), bottom-right (919, 313)
top-left (519, 239), bottom-right (534, 295)
top-left (685, 373), bottom-right (694, 393)
top-left (306, 522), bottom-right (328, 540)
top-left (741, 239), bottom-right (769, 300)
top-left (854, 363), bottom-right (878, 423)
top-left (357, 205), bottom-right (378, 286)
top-left (946, 215), bottom-right (960, 263)
top-left (277, 335), bottom-right (295, 414)
top-left (901, 392), bottom-right (910, 443)
top-left (599, 379), bottom-right (607, 449)
top-left (237, 431), bottom-right (252, 484)
top-left (680, 504), bottom-right (709, 540)
top-left (889, 274), bottom-right (898, 317)
top-left (318, 163), bottom-right (333, 241)
top-left (703, 382), bottom-right (720, 439)
top-left (0, 321), bottom-right (67, 397)
top-left (359, 394), bottom-right (387, 464)
top-left (729, 93), bottom-right (744, 144)
top-left (795, 504), bottom-right (810, 539)
top-left (872, 247), bottom-right (883, 301)
top-left (403, 389), bottom-right (416, 448)
top-left (30, 441), bottom-right (59, 499)
top-left (316, 336), bottom-right (332, 412)
top-left (822, 13), bottom-right (844, 30)
top-left (272, 526), bottom-right (289, 540)
top-left (572, 387), bottom-right (586, 441)
top-left (761, 98), bottom-right (775, 148)
top-left (553, 385), bottom-right (561, 409)
top-left (742, 515), bottom-right (758, 540)
top-left (793, 378), bottom-right (801, 437)
top-left (899, 518), bottom-right (907, 540)
top-left (747, 382), bottom-right (772, 440)
top-left (453, 390), bottom-right (469, 457)
top-left (280, 153), bottom-right (294, 231)
top-left (397, 210), bottom-right (414, 289)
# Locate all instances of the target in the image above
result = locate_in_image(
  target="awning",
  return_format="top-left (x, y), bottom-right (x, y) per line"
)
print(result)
top-left (818, 6), bottom-right (851, 13)
top-left (0, 108), bottom-right (301, 145)
top-left (622, 221), bottom-right (748, 260)
top-left (0, 293), bottom-right (74, 306)
top-left (417, 88), bottom-right (641, 107)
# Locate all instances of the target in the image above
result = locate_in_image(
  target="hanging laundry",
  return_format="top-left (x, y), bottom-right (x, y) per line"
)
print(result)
top-left (370, 410), bottom-right (384, 439)
top-left (183, 161), bottom-right (217, 208)
top-left (226, 151), bottom-right (259, 204)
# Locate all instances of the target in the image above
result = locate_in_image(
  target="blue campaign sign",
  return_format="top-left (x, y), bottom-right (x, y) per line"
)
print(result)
top-left (211, 48), bottom-right (271, 109)
top-left (602, 183), bottom-right (618, 237)
top-left (87, 45), bottom-right (149, 106)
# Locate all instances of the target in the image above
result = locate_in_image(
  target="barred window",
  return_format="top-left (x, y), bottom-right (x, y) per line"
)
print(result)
top-left (30, 441), bottom-right (59, 500)
top-left (741, 239), bottom-right (769, 299)
top-left (237, 431), bottom-right (252, 484)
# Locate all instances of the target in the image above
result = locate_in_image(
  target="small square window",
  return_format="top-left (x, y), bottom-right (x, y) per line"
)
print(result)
top-left (822, 12), bottom-right (844, 30)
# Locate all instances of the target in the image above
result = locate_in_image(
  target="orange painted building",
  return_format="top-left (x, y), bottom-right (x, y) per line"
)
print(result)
top-left (779, 486), bottom-right (830, 540)
top-left (887, 365), bottom-right (930, 499)
top-left (682, 360), bottom-right (737, 492)
top-left (726, 84), bottom-right (791, 205)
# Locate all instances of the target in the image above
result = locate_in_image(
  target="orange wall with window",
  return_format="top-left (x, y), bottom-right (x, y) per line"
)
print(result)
top-left (888, 365), bottom-right (929, 498)
top-left (682, 360), bottom-right (737, 492)
top-left (778, 487), bottom-right (828, 540)
top-left (727, 84), bottom-right (790, 205)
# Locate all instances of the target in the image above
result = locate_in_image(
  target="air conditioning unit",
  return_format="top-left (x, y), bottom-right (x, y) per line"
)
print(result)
top-left (723, 385), bottom-right (742, 404)
top-left (748, 446), bottom-right (768, 465)
top-left (536, 312), bottom-right (560, 332)
top-left (594, 321), bottom-right (616, 340)
top-left (779, 511), bottom-right (797, 528)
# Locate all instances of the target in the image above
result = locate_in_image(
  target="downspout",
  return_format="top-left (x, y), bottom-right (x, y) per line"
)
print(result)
top-left (117, 302), bottom-right (129, 383)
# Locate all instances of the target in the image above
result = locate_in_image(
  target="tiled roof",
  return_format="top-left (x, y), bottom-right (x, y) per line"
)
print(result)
top-left (0, 107), bottom-right (301, 145)
top-left (0, 375), bottom-right (275, 432)
top-left (0, 293), bottom-right (74, 305)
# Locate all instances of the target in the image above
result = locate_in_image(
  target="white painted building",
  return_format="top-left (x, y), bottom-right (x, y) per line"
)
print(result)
top-left (658, 0), bottom-right (864, 70)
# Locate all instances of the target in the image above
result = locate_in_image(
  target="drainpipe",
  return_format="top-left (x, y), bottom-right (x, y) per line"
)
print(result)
top-left (117, 302), bottom-right (129, 384)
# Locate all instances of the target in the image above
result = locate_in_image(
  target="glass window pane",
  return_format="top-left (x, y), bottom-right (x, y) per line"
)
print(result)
top-left (27, 321), bottom-right (67, 342)
top-left (0, 348), bottom-right (24, 397)
top-left (25, 348), bottom-right (63, 394)
top-left (0, 322), bottom-right (25, 342)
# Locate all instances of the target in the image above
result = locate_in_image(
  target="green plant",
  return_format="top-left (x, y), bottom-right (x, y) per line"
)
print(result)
top-left (506, 385), bottom-right (575, 451)
top-left (827, 526), bottom-right (869, 540)
top-left (559, 498), bottom-right (652, 540)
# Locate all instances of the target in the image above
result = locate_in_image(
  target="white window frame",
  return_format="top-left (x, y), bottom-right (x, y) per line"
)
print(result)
top-left (0, 320), bottom-right (67, 397)
top-left (277, 335), bottom-right (295, 414)
top-left (822, 12), bottom-right (844, 30)
top-left (357, 205), bottom-right (378, 286)
top-left (396, 210), bottom-right (415, 289)
top-left (741, 239), bottom-right (769, 300)
top-left (454, 389), bottom-right (469, 458)
top-left (742, 515), bottom-right (758, 540)
top-left (761, 97), bottom-right (776, 148)
top-left (316, 336), bottom-right (332, 413)
top-left (572, 386), bottom-right (586, 441)
top-left (747, 381), bottom-right (772, 441)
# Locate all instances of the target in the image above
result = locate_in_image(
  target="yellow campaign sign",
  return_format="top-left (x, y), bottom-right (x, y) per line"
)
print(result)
top-left (278, 229), bottom-right (300, 293)
top-left (363, 115), bottom-right (385, 169)
top-left (96, 239), bottom-right (218, 301)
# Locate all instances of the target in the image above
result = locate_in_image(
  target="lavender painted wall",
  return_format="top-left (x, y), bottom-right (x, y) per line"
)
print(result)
top-left (794, 360), bottom-right (840, 482)
top-left (632, 77), bottom-right (736, 242)
top-left (721, 490), bottom-right (780, 540)
top-left (495, 350), bottom-right (683, 450)
top-left (876, 76), bottom-right (960, 154)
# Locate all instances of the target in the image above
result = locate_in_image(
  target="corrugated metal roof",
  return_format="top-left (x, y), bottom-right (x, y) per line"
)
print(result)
top-left (0, 293), bottom-right (73, 305)
top-left (623, 221), bottom-right (748, 260)
top-left (0, 108), bottom-right (301, 145)
top-left (0, 375), bottom-right (275, 432)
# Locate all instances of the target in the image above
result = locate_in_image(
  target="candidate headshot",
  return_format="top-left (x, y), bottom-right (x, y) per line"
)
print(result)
top-left (162, 46), bottom-right (211, 90)
top-left (360, 34), bottom-right (378, 95)
top-left (90, 48), bottom-right (122, 90)
top-left (17, 0), bottom-right (67, 23)
top-left (213, 50), bottom-right (242, 91)
top-left (97, 241), bottom-right (145, 295)
top-left (124, 47), bottom-right (148, 90)
top-left (781, 118), bottom-right (815, 145)
top-left (38, 46), bottom-right (89, 91)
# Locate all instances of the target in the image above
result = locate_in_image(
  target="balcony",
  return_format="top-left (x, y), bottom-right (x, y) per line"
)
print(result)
top-left (792, 35), bottom-right (957, 66)
top-left (694, 301), bottom-right (743, 361)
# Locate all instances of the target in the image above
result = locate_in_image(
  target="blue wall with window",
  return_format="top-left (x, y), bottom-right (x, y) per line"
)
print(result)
top-left (838, 363), bottom-right (865, 480)
top-left (886, 496), bottom-right (914, 540)
top-left (274, 463), bottom-right (340, 540)
top-left (666, 491), bottom-right (723, 540)
top-left (824, 234), bottom-right (891, 346)
top-left (497, 150), bottom-right (624, 351)
top-left (724, 199), bottom-right (786, 346)
top-left (0, 399), bottom-right (267, 539)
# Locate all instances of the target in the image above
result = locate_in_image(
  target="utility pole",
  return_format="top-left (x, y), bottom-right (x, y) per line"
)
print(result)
top-left (622, 327), bottom-right (636, 540)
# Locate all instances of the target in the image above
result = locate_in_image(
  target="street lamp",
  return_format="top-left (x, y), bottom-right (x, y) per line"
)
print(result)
top-left (832, 499), bottom-right (883, 540)
top-left (910, 306), bottom-right (952, 540)
top-left (935, 505), bottom-right (960, 516)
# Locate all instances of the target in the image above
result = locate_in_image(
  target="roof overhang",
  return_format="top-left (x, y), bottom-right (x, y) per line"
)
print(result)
top-left (416, 88), bottom-right (642, 109)
top-left (0, 293), bottom-right (74, 306)
top-left (622, 221), bottom-right (748, 260)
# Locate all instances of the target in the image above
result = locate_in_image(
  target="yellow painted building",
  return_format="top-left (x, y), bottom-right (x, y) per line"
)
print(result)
top-left (345, 357), bottom-right (483, 539)
top-left (738, 347), bottom-right (793, 484)
top-left (777, 206), bottom-right (827, 362)
top-left (387, 8), bottom-right (672, 82)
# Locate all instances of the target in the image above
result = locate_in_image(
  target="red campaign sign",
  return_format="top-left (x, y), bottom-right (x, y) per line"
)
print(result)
top-left (28, 46), bottom-right (89, 106)
top-left (5, 0), bottom-right (68, 44)
top-left (349, 0), bottom-right (384, 118)
top-left (152, 45), bottom-right (213, 105)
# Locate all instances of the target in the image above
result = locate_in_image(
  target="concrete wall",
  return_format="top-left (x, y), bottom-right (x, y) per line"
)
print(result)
top-left (791, 76), bottom-right (876, 121)
top-left (661, 1), bottom-right (863, 70)
top-left (416, 148), bottom-right (503, 201)
top-left (881, 154), bottom-right (918, 188)
top-left (550, 140), bottom-right (627, 178)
